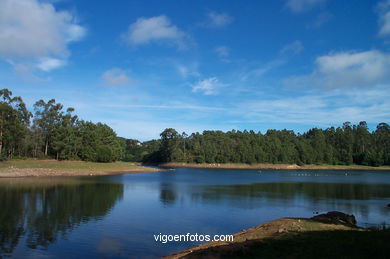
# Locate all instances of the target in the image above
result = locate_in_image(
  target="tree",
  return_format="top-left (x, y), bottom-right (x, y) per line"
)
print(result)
top-left (33, 99), bottom-right (63, 156)
top-left (160, 128), bottom-right (180, 162)
top-left (0, 89), bottom-right (31, 159)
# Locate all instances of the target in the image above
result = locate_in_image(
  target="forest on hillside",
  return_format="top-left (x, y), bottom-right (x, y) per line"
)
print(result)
top-left (127, 123), bottom-right (390, 167)
top-left (2, 89), bottom-right (390, 166)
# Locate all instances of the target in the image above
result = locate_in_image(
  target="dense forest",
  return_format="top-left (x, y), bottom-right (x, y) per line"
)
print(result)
top-left (130, 124), bottom-right (390, 167)
top-left (0, 89), bottom-right (122, 162)
top-left (1, 88), bottom-right (389, 166)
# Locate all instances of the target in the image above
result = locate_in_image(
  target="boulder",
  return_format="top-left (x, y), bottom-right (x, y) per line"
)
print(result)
top-left (311, 211), bottom-right (357, 227)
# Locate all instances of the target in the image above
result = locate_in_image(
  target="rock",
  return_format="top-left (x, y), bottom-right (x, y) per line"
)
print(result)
top-left (311, 211), bottom-right (357, 227)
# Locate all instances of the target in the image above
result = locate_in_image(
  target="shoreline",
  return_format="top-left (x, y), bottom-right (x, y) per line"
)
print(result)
top-left (156, 162), bottom-right (390, 171)
top-left (0, 160), bottom-right (164, 178)
top-left (164, 211), bottom-right (388, 259)
top-left (0, 167), bottom-right (163, 178)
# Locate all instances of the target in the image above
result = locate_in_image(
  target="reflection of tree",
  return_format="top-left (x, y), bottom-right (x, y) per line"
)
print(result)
top-left (193, 182), bottom-right (390, 201)
top-left (0, 180), bottom-right (123, 255)
top-left (188, 182), bottom-right (390, 214)
top-left (159, 183), bottom-right (177, 205)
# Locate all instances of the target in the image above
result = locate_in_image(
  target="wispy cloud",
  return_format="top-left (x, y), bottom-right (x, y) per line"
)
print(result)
top-left (101, 103), bottom-right (225, 111)
top-left (279, 40), bottom-right (304, 56)
top-left (101, 68), bottom-right (131, 86)
top-left (286, 50), bottom-right (390, 89)
top-left (214, 46), bottom-right (230, 57)
top-left (378, 0), bottom-right (390, 37)
top-left (122, 15), bottom-right (186, 49)
top-left (203, 11), bottom-right (233, 28)
top-left (36, 58), bottom-right (67, 72)
top-left (191, 77), bottom-right (225, 95)
top-left (176, 63), bottom-right (200, 79)
top-left (233, 86), bottom-right (390, 126)
top-left (307, 12), bottom-right (333, 28)
top-left (0, 0), bottom-right (85, 72)
top-left (285, 0), bottom-right (326, 13)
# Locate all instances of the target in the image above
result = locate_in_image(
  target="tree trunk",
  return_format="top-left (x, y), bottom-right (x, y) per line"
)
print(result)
top-left (45, 140), bottom-right (48, 156)
top-left (0, 128), bottom-right (2, 156)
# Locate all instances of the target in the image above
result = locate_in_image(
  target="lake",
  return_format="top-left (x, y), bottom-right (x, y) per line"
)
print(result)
top-left (1, 168), bottom-right (390, 258)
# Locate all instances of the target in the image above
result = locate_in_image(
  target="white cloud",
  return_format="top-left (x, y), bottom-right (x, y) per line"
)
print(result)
top-left (176, 64), bottom-right (200, 79)
top-left (191, 77), bottom-right (223, 95)
top-left (0, 0), bottom-right (85, 71)
top-left (240, 59), bottom-right (286, 81)
top-left (205, 12), bottom-right (233, 28)
top-left (286, 0), bottom-right (325, 13)
top-left (308, 12), bottom-right (333, 28)
top-left (280, 40), bottom-right (304, 56)
top-left (122, 15), bottom-right (185, 48)
top-left (286, 50), bottom-right (390, 89)
top-left (234, 86), bottom-right (390, 126)
top-left (214, 46), bottom-right (230, 57)
top-left (37, 57), bottom-right (66, 71)
top-left (101, 68), bottom-right (131, 86)
top-left (378, 0), bottom-right (390, 37)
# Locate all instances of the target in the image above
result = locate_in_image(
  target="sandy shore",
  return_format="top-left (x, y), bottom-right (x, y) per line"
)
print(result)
top-left (0, 160), bottom-right (164, 178)
top-left (157, 162), bottom-right (390, 170)
top-left (0, 167), bottom-right (163, 178)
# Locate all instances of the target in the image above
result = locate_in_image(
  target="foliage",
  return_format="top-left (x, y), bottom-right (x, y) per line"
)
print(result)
top-left (0, 89), bottom-right (121, 162)
top-left (140, 122), bottom-right (390, 166)
top-left (1, 88), bottom-right (389, 166)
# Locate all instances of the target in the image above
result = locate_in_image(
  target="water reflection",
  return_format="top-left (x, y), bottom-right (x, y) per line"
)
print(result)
top-left (159, 183), bottom-right (177, 206)
top-left (0, 178), bottom-right (123, 256)
top-left (157, 180), bottom-right (390, 220)
top-left (192, 182), bottom-right (390, 201)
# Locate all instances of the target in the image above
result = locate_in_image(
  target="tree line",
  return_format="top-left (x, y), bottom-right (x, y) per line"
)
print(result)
top-left (2, 88), bottom-right (389, 166)
top-left (0, 89), bottom-right (122, 162)
top-left (138, 122), bottom-right (390, 167)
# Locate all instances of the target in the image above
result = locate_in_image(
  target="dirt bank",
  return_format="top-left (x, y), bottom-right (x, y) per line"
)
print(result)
top-left (165, 212), bottom-right (389, 259)
top-left (0, 160), bottom-right (164, 178)
top-left (158, 162), bottom-right (390, 170)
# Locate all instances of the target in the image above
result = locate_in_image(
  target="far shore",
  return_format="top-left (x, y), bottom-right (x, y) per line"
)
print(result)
top-left (0, 160), bottom-right (164, 178)
top-left (156, 162), bottom-right (390, 171)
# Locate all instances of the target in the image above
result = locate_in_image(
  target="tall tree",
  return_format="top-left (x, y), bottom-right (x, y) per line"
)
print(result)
top-left (33, 99), bottom-right (63, 156)
top-left (0, 89), bottom-right (31, 159)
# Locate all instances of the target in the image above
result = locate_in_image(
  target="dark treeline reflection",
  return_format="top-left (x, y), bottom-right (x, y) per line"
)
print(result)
top-left (0, 179), bottom-right (123, 255)
top-left (159, 183), bottom-right (177, 206)
top-left (158, 181), bottom-right (390, 214)
top-left (193, 182), bottom-right (390, 201)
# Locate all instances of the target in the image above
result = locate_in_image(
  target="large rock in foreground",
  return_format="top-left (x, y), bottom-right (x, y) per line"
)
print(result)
top-left (311, 211), bottom-right (357, 227)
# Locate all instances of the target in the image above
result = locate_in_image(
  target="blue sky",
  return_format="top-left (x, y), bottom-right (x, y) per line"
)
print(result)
top-left (1, 0), bottom-right (390, 140)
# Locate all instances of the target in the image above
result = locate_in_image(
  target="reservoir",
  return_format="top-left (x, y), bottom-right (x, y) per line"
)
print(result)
top-left (1, 168), bottom-right (389, 258)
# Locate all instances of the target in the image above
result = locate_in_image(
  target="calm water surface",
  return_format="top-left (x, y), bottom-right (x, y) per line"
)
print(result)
top-left (1, 168), bottom-right (390, 258)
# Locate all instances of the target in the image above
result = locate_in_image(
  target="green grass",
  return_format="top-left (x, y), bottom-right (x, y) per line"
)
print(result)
top-left (0, 159), bottom-right (145, 173)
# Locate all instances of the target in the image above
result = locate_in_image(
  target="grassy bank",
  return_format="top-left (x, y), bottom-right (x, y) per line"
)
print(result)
top-left (165, 214), bottom-right (390, 259)
top-left (0, 159), bottom-right (162, 177)
top-left (159, 162), bottom-right (390, 170)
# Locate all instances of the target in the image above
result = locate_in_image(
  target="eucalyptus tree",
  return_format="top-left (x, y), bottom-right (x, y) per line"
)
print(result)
top-left (0, 89), bottom-right (31, 159)
top-left (33, 99), bottom-right (63, 156)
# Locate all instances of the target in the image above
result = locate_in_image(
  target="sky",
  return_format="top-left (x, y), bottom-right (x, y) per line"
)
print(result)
top-left (1, 0), bottom-right (390, 141)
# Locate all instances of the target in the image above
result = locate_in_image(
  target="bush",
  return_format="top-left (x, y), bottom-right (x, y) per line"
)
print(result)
top-left (96, 146), bottom-right (114, 163)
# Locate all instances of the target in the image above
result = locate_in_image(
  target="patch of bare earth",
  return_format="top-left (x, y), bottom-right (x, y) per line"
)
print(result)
top-left (164, 212), bottom-right (360, 259)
